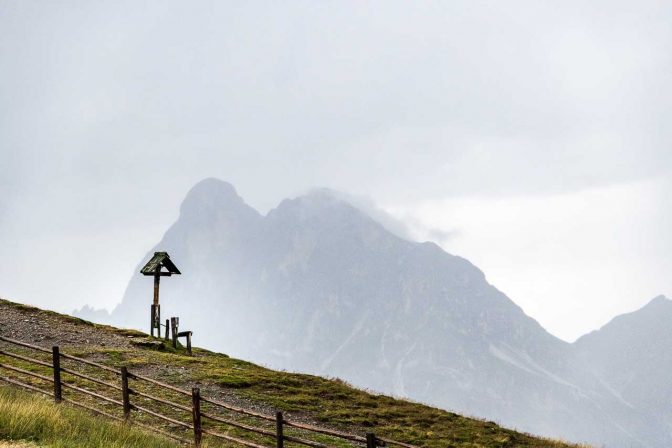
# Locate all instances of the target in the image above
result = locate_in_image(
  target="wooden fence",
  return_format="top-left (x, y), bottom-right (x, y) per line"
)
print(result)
top-left (0, 335), bottom-right (417, 448)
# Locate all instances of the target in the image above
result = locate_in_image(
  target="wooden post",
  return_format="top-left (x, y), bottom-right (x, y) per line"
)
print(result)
top-left (153, 273), bottom-right (160, 305)
top-left (366, 433), bottom-right (377, 448)
top-left (276, 411), bottom-right (284, 448)
top-left (171, 317), bottom-right (179, 348)
top-left (191, 387), bottom-right (202, 446)
top-left (150, 304), bottom-right (160, 337)
top-left (120, 366), bottom-right (131, 420)
top-left (150, 273), bottom-right (160, 337)
top-left (164, 319), bottom-right (170, 341)
top-left (186, 332), bottom-right (192, 356)
top-left (52, 346), bottom-right (62, 403)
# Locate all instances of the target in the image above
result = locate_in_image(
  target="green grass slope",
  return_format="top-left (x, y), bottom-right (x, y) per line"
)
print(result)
top-left (0, 298), bottom-right (586, 448)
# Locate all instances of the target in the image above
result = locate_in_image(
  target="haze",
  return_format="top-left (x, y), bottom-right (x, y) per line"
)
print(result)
top-left (0, 1), bottom-right (670, 341)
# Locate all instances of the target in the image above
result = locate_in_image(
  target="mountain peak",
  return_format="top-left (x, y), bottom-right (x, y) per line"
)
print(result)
top-left (182, 177), bottom-right (239, 203)
top-left (269, 188), bottom-right (416, 242)
top-left (270, 189), bottom-right (363, 222)
top-left (575, 295), bottom-right (672, 347)
top-left (623, 294), bottom-right (672, 323)
top-left (293, 188), bottom-right (355, 208)
top-left (179, 178), bottom-right (258, 218)
top-left (642, 294), bottom-right (671, 309)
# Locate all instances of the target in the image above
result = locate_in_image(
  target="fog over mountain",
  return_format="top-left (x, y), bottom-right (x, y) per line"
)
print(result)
top-left (3, 0), bottom-right (671, 344)
top-left (85, 179), bottom-right (672, 447)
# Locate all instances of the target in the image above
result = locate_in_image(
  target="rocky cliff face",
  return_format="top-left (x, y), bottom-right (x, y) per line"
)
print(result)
top-left (106, 178), bottom-right (671, 447)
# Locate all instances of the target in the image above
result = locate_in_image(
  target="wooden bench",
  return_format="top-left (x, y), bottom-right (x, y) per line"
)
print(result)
top-left (169, 317), bottom-right (193, 355)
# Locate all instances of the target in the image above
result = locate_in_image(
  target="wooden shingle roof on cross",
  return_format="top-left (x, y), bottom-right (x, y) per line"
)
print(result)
top-left (140, 252), bottom-right (181, 276)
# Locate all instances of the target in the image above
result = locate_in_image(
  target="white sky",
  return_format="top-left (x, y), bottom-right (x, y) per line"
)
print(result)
top-left (0, 1), bottom-right (670, 341)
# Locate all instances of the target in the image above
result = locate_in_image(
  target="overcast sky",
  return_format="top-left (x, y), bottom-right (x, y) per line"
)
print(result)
top-left (1, 1), bottom-right (670, 341)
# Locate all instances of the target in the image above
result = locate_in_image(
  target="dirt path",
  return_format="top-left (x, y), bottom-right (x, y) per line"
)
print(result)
top-left (0, 301), bottom-right (135, 349)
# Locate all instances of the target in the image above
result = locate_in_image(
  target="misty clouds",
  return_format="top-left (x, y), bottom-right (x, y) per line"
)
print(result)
top-left (0, 1), bottom-right (670, 339)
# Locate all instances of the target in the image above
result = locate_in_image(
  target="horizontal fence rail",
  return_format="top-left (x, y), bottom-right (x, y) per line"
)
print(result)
top-left (0, 334), bottom-right (418, 448)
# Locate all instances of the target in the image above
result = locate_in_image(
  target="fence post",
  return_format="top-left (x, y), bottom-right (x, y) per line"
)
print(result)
top-left (276, 411), bottom-right (284, 448)
top-left (120, 366), bottom-right (131, 421)
top-left (164, 319), bottom-right (170, 341)
top-left (192, 387), bottom-right (202, 446)
top-left (366, 433), bottom-right (377, 448)
top-left (51, 346), bottom-right (62, 403)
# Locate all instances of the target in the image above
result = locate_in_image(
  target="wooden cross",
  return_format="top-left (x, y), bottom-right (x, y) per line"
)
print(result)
top-left (140, 252), bottom-right (181, 337)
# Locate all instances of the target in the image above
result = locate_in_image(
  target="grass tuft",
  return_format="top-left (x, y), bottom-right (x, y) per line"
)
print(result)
top-left (0, 387), bottom-right (180, 448)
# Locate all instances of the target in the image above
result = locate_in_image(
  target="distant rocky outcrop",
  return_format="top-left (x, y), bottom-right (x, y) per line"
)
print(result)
top-left (75, 304), bottom-right (110, 323)
top-left (102, 178), bottom-right (671, 447)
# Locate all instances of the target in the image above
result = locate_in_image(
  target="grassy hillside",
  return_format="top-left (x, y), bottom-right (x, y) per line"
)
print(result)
top-left (0, 298), bottom-right (586, 448)
top-left (0, 387), bottom-right (178, 448)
